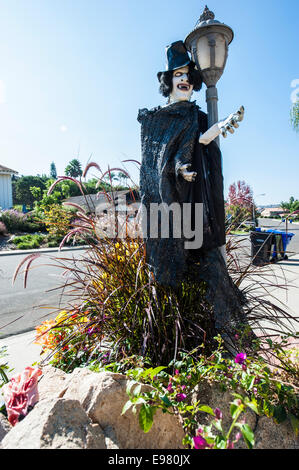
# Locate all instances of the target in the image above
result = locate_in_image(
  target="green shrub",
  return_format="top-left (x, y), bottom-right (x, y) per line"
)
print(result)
top-left (0, 209), bottom-right (46, 233)
top-left (12, 233), bottom-right (45, 249)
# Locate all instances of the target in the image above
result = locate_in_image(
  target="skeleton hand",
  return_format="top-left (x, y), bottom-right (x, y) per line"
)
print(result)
top-left (178, 164), bottom-right (197, 182)
top-left (219, 106), bottom-right (245, 138)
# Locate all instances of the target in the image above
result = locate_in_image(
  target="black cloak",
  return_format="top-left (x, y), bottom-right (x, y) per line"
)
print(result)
top-left (138, 100), bottom-right (226, 288)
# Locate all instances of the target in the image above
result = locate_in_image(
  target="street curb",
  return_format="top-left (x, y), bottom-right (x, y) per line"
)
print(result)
top-left (0, 245), bottom-right (89, 257)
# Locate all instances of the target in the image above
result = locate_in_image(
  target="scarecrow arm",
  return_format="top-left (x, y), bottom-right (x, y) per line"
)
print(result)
top-left (199, 106), bottom-right (245, 145)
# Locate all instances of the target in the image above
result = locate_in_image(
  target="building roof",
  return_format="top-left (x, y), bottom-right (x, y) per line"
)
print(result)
top-left (0, 164), bottom-right (18, 174)
top-left (64, 189), bottom-right (140, 214)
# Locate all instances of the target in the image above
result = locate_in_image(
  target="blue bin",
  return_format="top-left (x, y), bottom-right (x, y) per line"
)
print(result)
top-left (255, 229), bottom-right (294, 259)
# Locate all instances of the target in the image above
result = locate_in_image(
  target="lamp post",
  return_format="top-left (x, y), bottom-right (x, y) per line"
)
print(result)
top-left (185, 5), bottom-right (234, 146)
top-left (253, 193), bottom-right (266, 228)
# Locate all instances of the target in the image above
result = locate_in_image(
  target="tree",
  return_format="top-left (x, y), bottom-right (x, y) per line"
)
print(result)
top-left (226, 180), bottom-right (257, 230)
top-left (65, 159), bottom-right (83, 178)
top-left (13, 176), bottom-right (48, 208)
top-left (227, 181), bottom-right (253, 209)
top-left (117, 171), bottom-right (129, 188)
top-left (281, 197), bottom-right (299, 214)
top-left (291, 98), bottom-right (299, 133)
top-left (50, 162), bottom-right (57, 179)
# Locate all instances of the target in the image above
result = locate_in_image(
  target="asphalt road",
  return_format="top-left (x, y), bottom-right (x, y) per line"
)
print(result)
top-left (0, 249), bottom-right (87, 339)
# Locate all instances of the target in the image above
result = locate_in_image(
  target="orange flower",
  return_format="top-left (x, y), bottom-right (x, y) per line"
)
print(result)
top-left (34, 319), bottom-right (57, 349)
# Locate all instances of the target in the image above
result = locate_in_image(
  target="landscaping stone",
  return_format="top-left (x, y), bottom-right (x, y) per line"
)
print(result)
top-left (1, 398), bottom-right (106, 449)
top-left (38, 365), bottom-right (68, 400)
top-left (191, 381), bottom-right (299, 449)
top-left (254, 416), bottom-right (299, 450)
top-left (61, 368), bottom-right (185, 449)
top-left (0, 414), bottom-right (12, 442)
top-left (2, 366), bottom-right (298, 449)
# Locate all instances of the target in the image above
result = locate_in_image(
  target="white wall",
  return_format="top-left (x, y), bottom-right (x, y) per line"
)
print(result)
top-left (0, 173), bottom-right (13, 210)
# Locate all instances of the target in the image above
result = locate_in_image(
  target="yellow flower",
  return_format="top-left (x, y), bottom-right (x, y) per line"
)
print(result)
top-left (55, 310), bottom-right (69, 324)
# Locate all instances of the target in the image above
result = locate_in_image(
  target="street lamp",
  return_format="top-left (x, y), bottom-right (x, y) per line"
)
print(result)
top-left (185, 5), bottom-right (234, 143)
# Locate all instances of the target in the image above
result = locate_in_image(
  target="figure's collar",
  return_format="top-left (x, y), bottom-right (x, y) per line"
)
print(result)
top-left (157, 100), bottom-right (198, 116)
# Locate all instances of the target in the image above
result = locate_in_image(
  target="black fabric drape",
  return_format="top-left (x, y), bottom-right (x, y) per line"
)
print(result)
top-left (138, 100), bottom-right (225, 287)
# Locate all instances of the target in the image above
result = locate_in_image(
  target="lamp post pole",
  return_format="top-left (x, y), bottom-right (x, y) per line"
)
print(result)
top-left (185, 5), bottom-right (234, 148)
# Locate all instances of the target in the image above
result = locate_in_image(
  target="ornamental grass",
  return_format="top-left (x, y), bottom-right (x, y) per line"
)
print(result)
top-left (12, 162), bottom-right (299, 374)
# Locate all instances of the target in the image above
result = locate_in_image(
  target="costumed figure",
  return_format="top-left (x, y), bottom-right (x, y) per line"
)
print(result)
top-left (138, 41), bottom-right (247, 345)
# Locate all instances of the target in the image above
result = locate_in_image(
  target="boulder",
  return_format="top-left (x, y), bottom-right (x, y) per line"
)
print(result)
top-left (1, 398), bottom-right (106, 449)
top-left (3, 366), bottom-right (297, 449)
top-left (38, 365), bottom-right (68, 401)
top-left (192, 381), bottom-right (299, 449)
top-left (0, 414), bottom-right (12, 442)
top-left (61, 368), bottom-right (185, 449)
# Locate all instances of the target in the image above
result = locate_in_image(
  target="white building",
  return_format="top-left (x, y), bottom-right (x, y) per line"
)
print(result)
top-left (0, 164), bottom-right (18, 210)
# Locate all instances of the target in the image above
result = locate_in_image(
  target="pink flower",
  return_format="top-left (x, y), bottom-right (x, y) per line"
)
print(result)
top-left (235, 432), bottom-right (242, 442)
top-left (193, 435), bottom-right (211, 449)
top-left (214, 408), bottom-right (223, 420)
top-left (234, 353), bottom-right (247, 365)
top-left (175, 369), bottom-right (180, 376)
top-left (167, 383), bottom-right (174, 393)
top-left (175, 393), bottom-right (187, 402)
top-left (2, 367), bottom-right (42, 426)
top-left (227, 440), bottom-right (234, 449)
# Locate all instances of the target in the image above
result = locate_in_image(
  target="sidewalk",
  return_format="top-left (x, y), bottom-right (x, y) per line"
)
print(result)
top-left (0, 330), bottom-right (42, 378)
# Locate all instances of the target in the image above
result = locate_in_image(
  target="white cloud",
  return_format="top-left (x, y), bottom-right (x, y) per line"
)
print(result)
top-left (60, 124), bottom-right (68, 132)
top-left (0, 80), bottom-right (6, 104)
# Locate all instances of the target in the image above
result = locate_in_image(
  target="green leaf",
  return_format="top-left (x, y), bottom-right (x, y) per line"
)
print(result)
top-left (214, 435), bottom-right (226, 449)
top-left (230, 403), bottom-right (240, 420)
top-left (274, 405), bottom-right (287, 424)
top-left (150, 366), bottom-right (167, 379)
top-left (132, 383), bottom-right (142, 397)
top-left (236, 423), bottom-right (255, 449)
top-left (139, 404), bottom-right (154, 433)
top-left (126, 380), bottom-right (138, 397)
top-left (197, 405), bottom-right (215, 416)
top-left (121, 400), bottom-right (133, 416)
top-left (289, 414), bottom-right (299, 437)
top-left (263, 400), bottom-right (274, 418)
top-left (246, 399), bottom-right (259, 415)
top-left (160, 395), bottom-right (173, 408)
top-left (213, 419), bottom-right (223, 433)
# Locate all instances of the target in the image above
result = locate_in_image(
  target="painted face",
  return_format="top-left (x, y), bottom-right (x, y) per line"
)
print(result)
top-left (169, 66), bottom-right (193, 103)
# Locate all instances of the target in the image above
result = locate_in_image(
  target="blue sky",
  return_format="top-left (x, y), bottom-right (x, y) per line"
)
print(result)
top-left (0, 0), bottom-right (298, 206)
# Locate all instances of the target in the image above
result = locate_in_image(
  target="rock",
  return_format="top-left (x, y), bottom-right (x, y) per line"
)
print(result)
top-left (1, 398), bottom-right (106, 449)
top-left (191, 381), bottom-right (299, 449)
top-left (38, 365), bottom-right (68, 401)
top-left (0, 414), bottom-right (12, 442)
top-left (61, 368), bottom-right (185, 449)
top-left (254, 416), bottom-right (299, 450)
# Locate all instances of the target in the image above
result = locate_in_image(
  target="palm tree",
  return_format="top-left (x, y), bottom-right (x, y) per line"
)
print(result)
top-left (65, 159), bottom-right (83, 178)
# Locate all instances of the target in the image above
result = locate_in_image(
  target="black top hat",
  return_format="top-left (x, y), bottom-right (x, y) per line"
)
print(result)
top-left (157, 40), bottom-right (192, 82)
